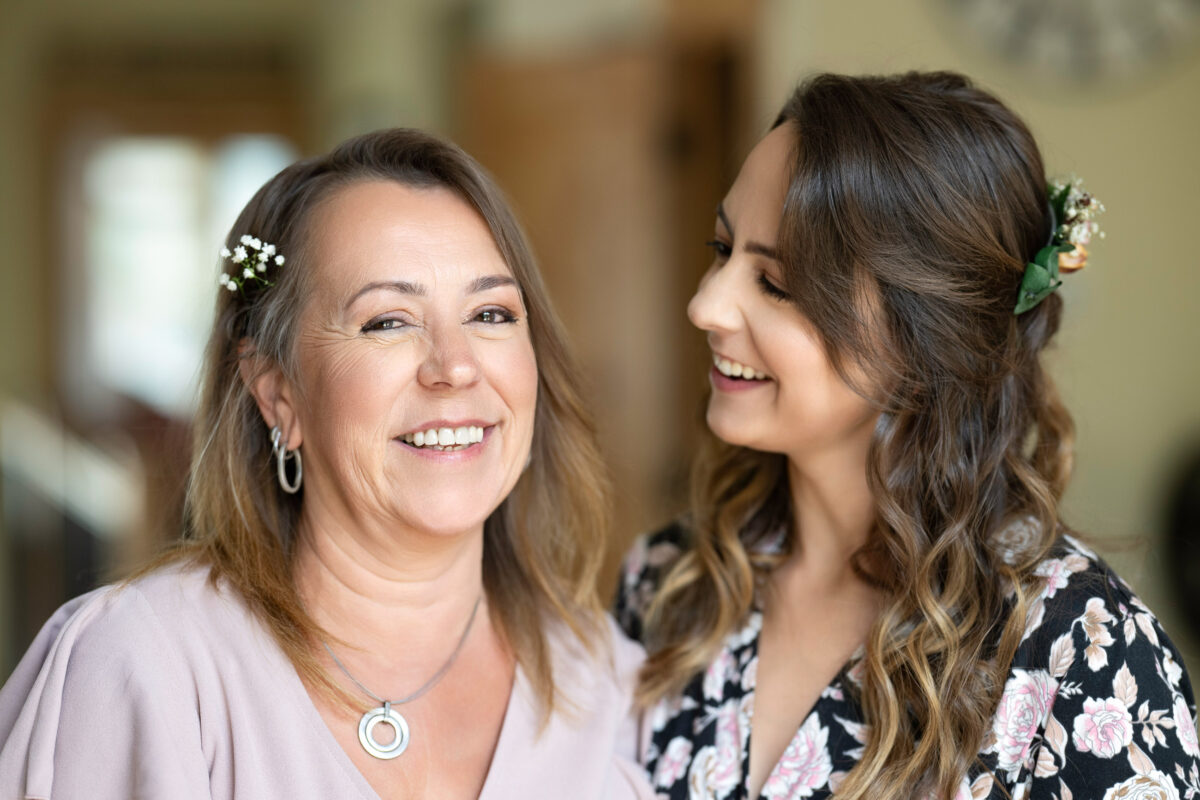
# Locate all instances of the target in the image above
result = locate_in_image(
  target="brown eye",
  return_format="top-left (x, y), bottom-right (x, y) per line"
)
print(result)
top-left (361, 316), bottom-right (408, 333)
top-left (474, 308), bottom-right (518, 325)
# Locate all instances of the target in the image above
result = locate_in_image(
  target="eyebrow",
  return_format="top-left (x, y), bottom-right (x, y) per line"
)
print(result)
top-left (345, 274), bottom-right (518, 310)
top-left (468, 274), bottom-right (518, 293)
top-left (716, 203), bottom-right (781, 261)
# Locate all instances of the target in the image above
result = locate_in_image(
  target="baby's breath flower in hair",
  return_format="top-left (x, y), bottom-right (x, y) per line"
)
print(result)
top-left (219, 235), bottom-right (284, 294)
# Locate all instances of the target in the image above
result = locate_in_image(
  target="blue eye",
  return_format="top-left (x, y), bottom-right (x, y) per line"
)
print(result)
top-left (705, 239), bottom-right (732, 260)
top-left (757, 273), bottom-right (789, 301)
top-left (474, 307), bottom-right (518, 325)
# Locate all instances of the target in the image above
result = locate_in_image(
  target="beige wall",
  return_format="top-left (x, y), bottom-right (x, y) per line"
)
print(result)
top-left (756, 0), bottom-right (1200, 669)
top-left (1, 0), bottom-right (1196, 673)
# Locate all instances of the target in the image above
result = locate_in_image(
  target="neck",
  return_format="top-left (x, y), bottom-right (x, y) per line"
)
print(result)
top-left (783, 425), bottom-right (877, 590)
top-left (293, 504), bottom-right (487, 670)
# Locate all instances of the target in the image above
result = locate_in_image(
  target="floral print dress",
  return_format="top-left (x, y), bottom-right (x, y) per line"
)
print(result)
top-left (615, 524), bottom-right (1200, 800)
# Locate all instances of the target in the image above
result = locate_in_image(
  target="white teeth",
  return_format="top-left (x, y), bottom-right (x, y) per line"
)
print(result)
top-left (404, 425), bottom-right (489, 449)
top-left (714, 353), bottom-right (766, 380)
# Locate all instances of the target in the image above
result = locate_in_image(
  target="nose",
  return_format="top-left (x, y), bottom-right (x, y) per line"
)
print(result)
top-left (417, 324), bottom-right (482, 390)
top-left (687, 263), bottom-right (741, 335)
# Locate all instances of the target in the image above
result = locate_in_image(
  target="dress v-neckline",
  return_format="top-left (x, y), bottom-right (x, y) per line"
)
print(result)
top-left (740, 611), bottom-right (861, 800)
top-left (280, 642), bottom-right (520, 800)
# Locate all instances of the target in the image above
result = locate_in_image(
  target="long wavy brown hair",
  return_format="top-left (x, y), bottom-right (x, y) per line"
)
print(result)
top-left (639, 72), bottom-right (1075, 799)
top-left (142, 129), bottom-right (611, 715)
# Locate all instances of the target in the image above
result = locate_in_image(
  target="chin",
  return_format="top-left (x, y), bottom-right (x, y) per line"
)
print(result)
top-left (394, 483), bottom-right (506, 538)
top-left (705, 406), bottom-right (757, 449)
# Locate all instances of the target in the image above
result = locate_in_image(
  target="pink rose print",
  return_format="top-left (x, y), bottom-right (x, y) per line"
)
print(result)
top-left (1034, 555), bottom-right (1087, 599)
top-left (687, 737), bottom-right (739, 799)
top-left (704, 649), bottom-right (736, 701)
top-left (654, 736), bottom-right (693, 788)
top-left (708, 699), bottom-right (744, 795)
top-left (1173, 695), bottom-right (1200, 759)
top-left (687, 746), bottom-right (720, 798)
top-left (741, 655), bottom-right (758, 692)
top-left (1101, 769), bottom-right (1182, 800)
top-left (989, 669), bottom-right (1059, 776)
top-left (1072, 697), bottom-right (1134, 758)
top-left (761, 715), bottom-right (832, 799)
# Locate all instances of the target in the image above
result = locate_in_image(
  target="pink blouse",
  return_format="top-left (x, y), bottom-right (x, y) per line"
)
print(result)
top-left (0, 565), bottom-right (654, 799)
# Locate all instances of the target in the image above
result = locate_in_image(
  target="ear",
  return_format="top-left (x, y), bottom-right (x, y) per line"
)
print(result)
top-left (238, 339), bottom-right (303, 450)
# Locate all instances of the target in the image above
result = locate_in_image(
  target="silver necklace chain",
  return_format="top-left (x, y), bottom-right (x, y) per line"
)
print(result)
top-left (322, 594), bottom-right (482, 759)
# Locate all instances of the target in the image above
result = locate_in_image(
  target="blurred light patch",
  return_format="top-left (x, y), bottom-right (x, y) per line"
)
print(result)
top-left (0, 400), bottom-right (140, 542)
top-left (72, 134), bottom-right (296, 418)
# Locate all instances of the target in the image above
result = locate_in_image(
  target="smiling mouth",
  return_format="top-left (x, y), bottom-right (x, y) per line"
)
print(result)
top-left (399, 425), bottom-right (488, 452)
top-left (713, 353), bottom-right (770, 381)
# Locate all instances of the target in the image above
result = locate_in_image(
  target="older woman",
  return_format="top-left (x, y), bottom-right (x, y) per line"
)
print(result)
top-left (0, 130), bottom-right (653, 799)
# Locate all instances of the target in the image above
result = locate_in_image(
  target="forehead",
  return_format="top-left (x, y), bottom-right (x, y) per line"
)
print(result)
top-left (723, 123), bottom-right (795, 233)
top-left (305, 179), bottom-right (511, 292)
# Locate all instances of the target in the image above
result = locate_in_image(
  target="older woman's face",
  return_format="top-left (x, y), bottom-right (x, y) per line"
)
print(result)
top-left (284, 180), bottom-right (537, 540)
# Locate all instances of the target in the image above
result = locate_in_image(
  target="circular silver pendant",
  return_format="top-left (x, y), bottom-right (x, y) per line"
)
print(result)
top-left (357, 705), bottom-right (410, 760)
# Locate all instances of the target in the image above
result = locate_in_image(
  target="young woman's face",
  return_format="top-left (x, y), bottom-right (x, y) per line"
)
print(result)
top-left (687, 124), bottom-right (878, 463)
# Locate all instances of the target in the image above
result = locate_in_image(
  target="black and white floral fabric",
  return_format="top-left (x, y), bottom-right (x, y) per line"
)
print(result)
top-left (616, 524), bottom-right (1200, 800)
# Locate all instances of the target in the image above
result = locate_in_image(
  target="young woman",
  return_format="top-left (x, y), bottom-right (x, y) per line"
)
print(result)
top-left (617, 72), bottom-right (1200, 800)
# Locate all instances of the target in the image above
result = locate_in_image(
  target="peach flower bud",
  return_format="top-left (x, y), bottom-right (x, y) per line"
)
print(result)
top-left (1058, 244), bottom-right (1088, 273)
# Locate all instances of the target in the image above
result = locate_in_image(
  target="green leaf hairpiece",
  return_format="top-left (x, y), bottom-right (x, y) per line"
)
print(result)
top-left (1013, 178), bottom-right (1104, 316)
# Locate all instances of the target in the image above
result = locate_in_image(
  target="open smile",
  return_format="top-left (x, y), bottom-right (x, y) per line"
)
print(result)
top-left (397, 422), bottom-right (494, 452)
top-left (711, 352), bottom-right (772, 383)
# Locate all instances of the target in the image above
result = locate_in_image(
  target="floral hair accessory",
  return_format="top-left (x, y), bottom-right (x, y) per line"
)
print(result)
top-left (217, 235), bottom-right (285, 294)
top-left (1014, 178), bottom-right (1105, 315)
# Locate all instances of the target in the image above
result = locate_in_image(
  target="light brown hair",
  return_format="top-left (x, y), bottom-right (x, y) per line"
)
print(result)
top-left (639, 72), bottom-right (1074, 799)
top-left (153, 129), bottom-right (611, 713)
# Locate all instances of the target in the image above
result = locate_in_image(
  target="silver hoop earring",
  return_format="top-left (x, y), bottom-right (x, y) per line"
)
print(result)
top-left (271, 425), bottom-right (303, 494)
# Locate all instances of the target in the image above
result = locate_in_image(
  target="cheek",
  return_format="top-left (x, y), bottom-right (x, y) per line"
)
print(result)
top-left (769, 335), bottom-right (875, 437)
top-left (299, 343), bottom-right (418, 437)
top-left (489, 336), bottom-right (538, 425)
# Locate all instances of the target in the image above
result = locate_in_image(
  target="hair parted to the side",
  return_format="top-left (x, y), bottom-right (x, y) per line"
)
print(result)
top-left (145, 128), bottom-right (612, 716)
top-left (638, 72), bottom-right (1076, 799)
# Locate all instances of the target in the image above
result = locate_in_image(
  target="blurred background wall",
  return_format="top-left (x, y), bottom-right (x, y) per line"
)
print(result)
top-left (1, 0), bottom-right (1197, 678)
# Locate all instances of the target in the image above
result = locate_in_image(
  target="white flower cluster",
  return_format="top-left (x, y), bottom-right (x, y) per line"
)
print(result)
top-left (1053, 178), bottom-right (1106, 247)
top-left (217, 234), bottom-right (286, 294)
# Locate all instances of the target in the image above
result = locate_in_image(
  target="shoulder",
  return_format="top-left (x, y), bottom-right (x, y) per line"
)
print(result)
top-left (0, 562), bottom-right (254, 709)
top-left (12, 563), bottom-right (231, 672)
top-left (1016, 534), bottom-right (1180, 669)
top-left (989, 535), bottom-right (1200, 789)
top-left (613, 521), bottom-right (690, 643)
top-left (547, 614), bottom-right (646, 706)
top-left (510, 618), bottom-right (653, 799)
top-left (0, 562), bottom-right (240, 797)
top-left (66, 563), bottom-right (249, 659)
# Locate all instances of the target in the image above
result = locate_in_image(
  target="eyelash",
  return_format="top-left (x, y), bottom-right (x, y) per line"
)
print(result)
top-left (706, 239), bottom-right (789, 302)
top-left (360, 306), bottom-right (519, 333)
top-left (705, 239), bottom-right (732, 260)
top-left (473, 307), bottom-right (519, 325)
top-left (757, 273), bottom-right (789, 301)
top-left (361, 316), bottom-right (408, 333)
